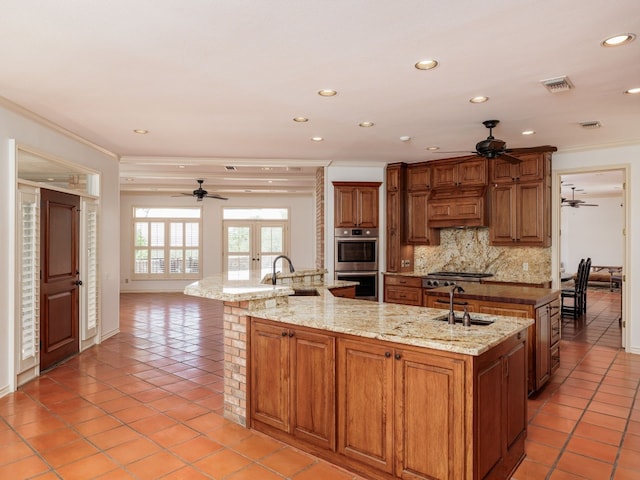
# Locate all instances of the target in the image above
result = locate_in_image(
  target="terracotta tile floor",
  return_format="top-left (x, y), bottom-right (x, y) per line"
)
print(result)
top-left (0, 289), bottom-right (634, 479)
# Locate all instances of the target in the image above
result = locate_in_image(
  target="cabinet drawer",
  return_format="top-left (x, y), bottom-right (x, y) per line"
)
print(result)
top-left (550, 344), bottom-right (560, 373)
top-left (385, 286), bottom-right (422, 306)
top-left (384, 275), bottom-right (422, 288)
top-left (550, 316), bottom-right (561, 346)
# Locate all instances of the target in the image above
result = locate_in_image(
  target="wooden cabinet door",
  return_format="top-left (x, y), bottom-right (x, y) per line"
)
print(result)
top-left (514, 154), bottom-right (544, 182)
top-left (291, 329), bottom-right (336, 450)
top-left (457, 158), bottom-right (487, 186)
top-left (517, 182), bottom-right (546, 245)
top-left (338, 339), bottom-right (394, 473)
top-left (505, 340), bottom-right (527, 452)
top-left (489, 184), bottom-right (516, 244)
top-left (534, 304), bottom-right (551, 390)
top-left (407, 191), bottom-right (438, 244)
top-left (387, 189), bottom-right (401, 272)
top-left (358, 187), bottom-right (379, 228)
top-left (477, 355), bottom-right (503, 480)
top-left (407, 164), bottom-right (430, 191)
top-left (387, 164), bottom-right (400, 192)
top-left (431, 162), bottom-right (458, 189)
top-left (395, 349), bottom-right (466, 480)
top-left (334, 186), bottom-right (358, 227)
top-left (251, 321), bottom-right (290, 432)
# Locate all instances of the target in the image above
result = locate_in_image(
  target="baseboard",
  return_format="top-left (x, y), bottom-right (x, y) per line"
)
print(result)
top-left (101, 328), bottom-right (120, 341)
top-left (0, 384), bottom-right (12, 399)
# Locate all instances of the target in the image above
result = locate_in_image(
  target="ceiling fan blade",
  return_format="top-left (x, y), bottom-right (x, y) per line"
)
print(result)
top-left (205, 193), bottom-right (229, 200)
top-left (497, 152), bottom-right (521, 164)
top-left (506, 145), bottom-right (558, 154)
top-left (172, 193), bottom-right (193, 197)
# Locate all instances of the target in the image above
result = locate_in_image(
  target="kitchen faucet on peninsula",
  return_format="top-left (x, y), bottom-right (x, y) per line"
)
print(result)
top-left (272, 255), bottom-right (295, 285)
top-left (448, 284), bottom-right (465, 324)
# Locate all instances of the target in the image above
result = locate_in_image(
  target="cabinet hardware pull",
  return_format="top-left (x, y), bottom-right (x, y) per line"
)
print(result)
top-left (281, 331), bottom-right (287, 337)
top-left (517, 332), bottom-right (522, 340)
top-left (394, 353), bottom-right (402, 360)
top-left (288, 331), bottom-right (295, 338)
top-left (385, 351), bottom-right (391, 358)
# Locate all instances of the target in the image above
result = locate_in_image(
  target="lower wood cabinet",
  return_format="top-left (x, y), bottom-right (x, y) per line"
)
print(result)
top-left (383, 275), bottom-right (423, 306)
top-left (250, 319), bottom-right (336, 450)
top-left (329, 285), bottom-right (356, 298)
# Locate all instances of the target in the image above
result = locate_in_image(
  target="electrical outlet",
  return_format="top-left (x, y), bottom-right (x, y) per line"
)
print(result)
top-left (522, 262), bottom-right (529, 271)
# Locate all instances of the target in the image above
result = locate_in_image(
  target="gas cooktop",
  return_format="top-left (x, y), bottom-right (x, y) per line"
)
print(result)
top-left (422, 271), bottom-right (493, 288)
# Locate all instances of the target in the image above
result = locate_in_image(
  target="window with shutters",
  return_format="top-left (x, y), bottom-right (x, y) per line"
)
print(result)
top-left (81, 199), bottom-right (99, 341)
top-left (132, 207), bottom-right (202, 280)
top-left (18, 188), bottom-right (39, 370)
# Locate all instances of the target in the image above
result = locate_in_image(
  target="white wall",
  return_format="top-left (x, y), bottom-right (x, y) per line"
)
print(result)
top-left (561, 195), bottom-right (624, 274)
top-left (553, 144), bottom-right (639, 353)
top-left (120, 192), bottom-right (316, 291)
top-left (0, 102), bottom-right (120, 394)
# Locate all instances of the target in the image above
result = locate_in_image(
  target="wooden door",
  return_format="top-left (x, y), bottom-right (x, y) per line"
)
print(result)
top-left (251, 321), bottom-right (290, 432)
top-left (338, 338), bottom-right (394, 473)
top-left (395, 349), bottom-right (466, 480)
top-left (291, 330), bottom-right (336, 450)
top-left (40, 189), bottom-right (80, 371)
top-left (535, 304), bottom-right (551, 390)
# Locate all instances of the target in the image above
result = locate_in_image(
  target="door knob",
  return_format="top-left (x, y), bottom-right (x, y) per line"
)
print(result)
top-left (75, 280), bottom-right (83, 286)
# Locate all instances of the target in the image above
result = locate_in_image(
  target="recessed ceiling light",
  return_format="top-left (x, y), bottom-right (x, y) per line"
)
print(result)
top-left (318, 89), bottom-right (337, 97)
top-left (426, 146), bottom-right (440, 151)
top-left (521, 130), bottom-right (536, 136)
top-left (293, 116), bottom-right (309, 122)
top-left (133, 129), bottom-right (149, 134)
top-left (414, 59), bottom-right (438, 70)
top-left (178, 165), bottom-right (185, 169)
top-left (311, 136), bottom-right (324, 142)
top-left (47, 177), bottom-right (55, 181)
top-left (399, 136), bottom-right (411, 142)
top-left (359, 121), bottom-right (374, 127)
top-left (601, 33), bottom-right (636, 47)
top-left (126, 178), bottom-right (134, 181)
top-left (261, 167), bottom-right (274, 171)
top-left (469, 96), bottom-right (489, 103)
top-left (624, 87), bottom-right (640, 94)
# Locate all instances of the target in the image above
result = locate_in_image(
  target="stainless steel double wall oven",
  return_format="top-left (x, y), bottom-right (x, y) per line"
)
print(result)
top-left (334, 228), bottom-right (378, 301)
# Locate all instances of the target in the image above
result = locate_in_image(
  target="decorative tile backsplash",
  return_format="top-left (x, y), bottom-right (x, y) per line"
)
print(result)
top-left (414, 228), bottom-right (551, 284)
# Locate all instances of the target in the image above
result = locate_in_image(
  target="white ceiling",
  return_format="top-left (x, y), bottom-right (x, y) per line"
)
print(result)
top-left (2, 0), bottom-right (638, 196)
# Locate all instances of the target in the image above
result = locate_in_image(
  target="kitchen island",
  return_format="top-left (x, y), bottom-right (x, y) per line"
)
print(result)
top-left (185, 270), bottom-right (534, 480)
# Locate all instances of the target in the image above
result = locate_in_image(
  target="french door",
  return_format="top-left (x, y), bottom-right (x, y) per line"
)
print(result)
top-left (223, 221), bottom-right (288, 281)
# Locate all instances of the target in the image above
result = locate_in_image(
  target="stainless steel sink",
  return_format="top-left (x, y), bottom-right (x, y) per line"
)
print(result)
top-left (439, 316), bottom-right (494, 326)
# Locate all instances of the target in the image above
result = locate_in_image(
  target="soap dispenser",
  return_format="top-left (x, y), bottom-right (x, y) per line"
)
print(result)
top-left (463, 305), bottom-right (472, 327)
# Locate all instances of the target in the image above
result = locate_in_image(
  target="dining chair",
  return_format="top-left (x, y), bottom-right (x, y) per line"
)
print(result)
top-left (561, 258), bottom-right (586, 319)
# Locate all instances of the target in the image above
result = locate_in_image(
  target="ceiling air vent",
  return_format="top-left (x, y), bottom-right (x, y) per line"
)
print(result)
top-left (224, 166), bottom-right (237, 171)
top-left (541, 76), bottom-right (574, 93)
top-left (579, 120), bottom-right (602, 129)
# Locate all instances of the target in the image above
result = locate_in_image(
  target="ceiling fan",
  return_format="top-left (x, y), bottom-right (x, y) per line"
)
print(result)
top-left (562, 187), bottom-right (598, 208)
top-left (437, 120), bottom-right (556, 164)
top-left (174, 179), bottom-right (228, 201)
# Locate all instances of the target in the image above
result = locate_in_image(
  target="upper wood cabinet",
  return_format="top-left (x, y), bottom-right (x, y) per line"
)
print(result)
top-left (489, 152), bottom-right (552, 247)
top-left (431, 157), bottom-right (487, 189)
top-left (333, 181), bottom-right (380, 228)
top-left (407, 163), bottom-right (431, 191)
top-left (385, 164), bottom-right (414, 272)
top-left (490, 153), bottom-right (545, 184)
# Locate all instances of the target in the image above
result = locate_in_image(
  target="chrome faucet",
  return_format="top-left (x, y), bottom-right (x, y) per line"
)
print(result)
top-left (272, 255), bottom-right (295, 285)
top-left (448, 285), bottom-right (465, 324)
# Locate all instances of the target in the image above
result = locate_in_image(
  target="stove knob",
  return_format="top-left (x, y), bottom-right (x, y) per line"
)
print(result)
top-left (432, 280), bottom-right (439, 287)
top-left (451, 280), bottom-right (456, 286)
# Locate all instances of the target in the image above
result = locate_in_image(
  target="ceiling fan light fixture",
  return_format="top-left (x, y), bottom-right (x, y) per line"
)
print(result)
top-left (469, 96), bottom-right (489, 103)
top-left (601, 33), bottom-right (635, 47)
top-left (414, 59), bottom-right (438, 70)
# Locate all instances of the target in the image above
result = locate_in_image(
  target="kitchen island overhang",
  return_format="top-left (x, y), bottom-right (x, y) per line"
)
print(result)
top-left (185, 270), bottom-right (534, 480)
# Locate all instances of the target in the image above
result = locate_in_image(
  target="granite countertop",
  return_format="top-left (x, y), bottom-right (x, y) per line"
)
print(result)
top-left (425, 283), bottom-right (560, 306)
top-left (184, 269), bottom-right (533, 356)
